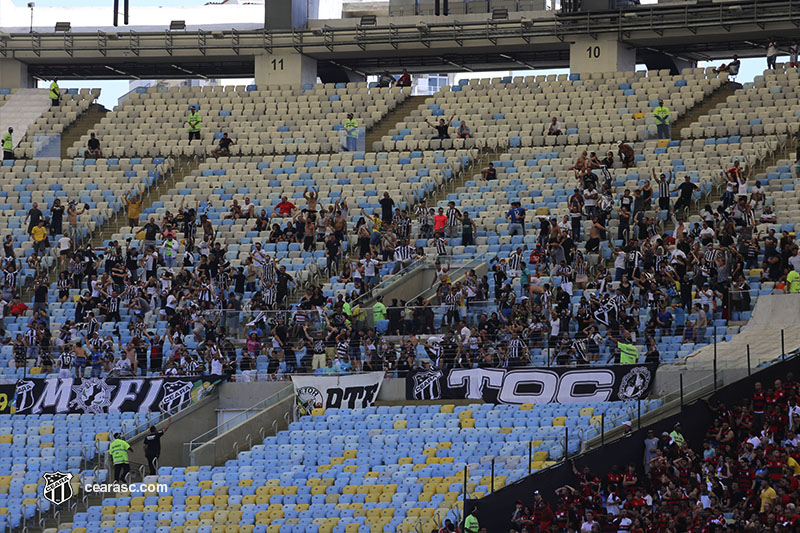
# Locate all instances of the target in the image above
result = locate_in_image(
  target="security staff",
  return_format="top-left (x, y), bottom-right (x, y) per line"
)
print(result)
top-left (187, 106), bottom-right (202, 142)
top-left (109, 432), bottom-right (132, 483)
top-left (608, 333), bottom-right (640, 364)
top-left (654, 99), bottom-right (670, 140)
top-left (344, 113), bottom-right (358, 151)
top-left (143, 417), bottom-right (171, 476)
top-left (2, 127), bottom-right (13, 161)
top-left (464, 506), bottom-right (480, 533)
top-left (49, 78), bottom-right (61, 107)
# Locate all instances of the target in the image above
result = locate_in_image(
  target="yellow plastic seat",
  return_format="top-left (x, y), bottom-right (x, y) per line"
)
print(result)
top-left (460, 418), bottom-right (475, 429)
top-left (579, 407), bottom-right (594, 417)
top-left (552, 416), bottom-right (566, 426)
top-left (342, 450), bottom-right (357, 459)
top-left (519, 403), bottom-right (534, 411)
top-left (533, 450), bottom-right (548, 461)
top-left (39, 425), bottom-right (54, 435)
top-left (311, 408), bottom-right (325, 416)
top-left (440, 404), bottom-right (454, 413)
top-left (393, 420), bottom-right (407, 430)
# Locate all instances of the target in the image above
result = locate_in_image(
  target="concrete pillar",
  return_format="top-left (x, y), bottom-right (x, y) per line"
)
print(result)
top-left (254, 51), bottom-right (317, 87)
top-left (569, 36), bottom-right (636, 75)
top-left (0, 59), bottom-right (33, 89)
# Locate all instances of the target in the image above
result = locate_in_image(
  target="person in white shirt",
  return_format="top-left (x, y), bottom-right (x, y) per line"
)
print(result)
top-left (615, 509), bottom-right (633, 532)
top-left (57, 235), bottom-right (72, 268)
top-left (547, 116), bottom-right (563, 135)
top-left (767, 37), bottom-right (778, 70)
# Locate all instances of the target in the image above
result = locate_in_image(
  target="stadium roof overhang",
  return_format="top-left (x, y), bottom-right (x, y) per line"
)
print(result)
top-left (1, 0), bottom-right (799, 79)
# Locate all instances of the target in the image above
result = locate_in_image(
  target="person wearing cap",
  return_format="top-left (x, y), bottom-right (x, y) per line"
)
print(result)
top-left (187, 105), bottom-right (202, 142)
top-left (109, 432), bottom-right (132, 483)
top-left (653, 99), bottom-right (670, 139)
top-left (463, 506), bottom-right (479, 533)
top-left (670, 423), bottom-right (686, 448)
top-left (344, 113), bottom-right (359, 151)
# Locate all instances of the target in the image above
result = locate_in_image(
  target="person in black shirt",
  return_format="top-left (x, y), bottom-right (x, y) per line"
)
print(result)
top-left (143, 418), bottom-right (170, 475)
top-left (324, 234), bottom-right (340, 276)
top-left (85, 133), bottom-right (101, 159)
top-left (50, 199), bottom-right (65, 237)
top-left (425, 115), bottom-right (454, 140)
top-left (671, 176), bottom-right (699, 213)
top-left (481, 163), bottom-right (497, 181)
top-left (211, 133), bottom-right (235, 160)
top-left (379, 193), bottom-right (395, 224)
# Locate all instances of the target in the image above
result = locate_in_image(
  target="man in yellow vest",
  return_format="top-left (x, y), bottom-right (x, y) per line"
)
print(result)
top-left (187, 106), bottom-right (202, 142)
top-left (2, 127), bottom-right (13, 161)
top-left (608, 331), bottom-right (639, 364)
top-left (464, 506), bottom-right (480, 533)
top-left (344, 113), bottom-right (358, 151)
top-left (109, 432), bottom-right (132, 483)
top-left (49, 79), bottom-right (61, 107)
top-left (654, 99), bottom-right (670, 140)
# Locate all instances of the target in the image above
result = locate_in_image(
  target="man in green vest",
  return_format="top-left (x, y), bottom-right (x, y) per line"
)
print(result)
top-left (608, 332), bottom-right (639, 364)
top-left (372, 295), bottom-right (387, 324)
top-left (49, 78), bottom-right (61, 107)
top-left (109, 432), bottom-right (132, 483)
top-left (2, 127), bottom-right (13, 161)
top-left (187, 106), bottom-right (202, 142)
top-left (344, 113), bottom-right (358, 151)
top-left (654, 99), bottom-right (670, 140)
top-left (464, 506), bottom-right (479, 533)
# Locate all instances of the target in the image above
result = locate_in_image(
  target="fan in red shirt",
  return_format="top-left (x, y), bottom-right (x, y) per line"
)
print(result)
top-left (437, 518), bottom-right (460, 533)
top-left (272, 196), bottom-right (296, 217)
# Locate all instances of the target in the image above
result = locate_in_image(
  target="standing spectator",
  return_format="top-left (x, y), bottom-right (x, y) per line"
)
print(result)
top-left (433, 208), bottom-right (447, 236)
top-left (2, 127), bottom-right (13, 161)
top-left (618, 142), bottom-right (635, 168)
top-left (791, 41), bottom-right (799, 68)
top-left (445, 201), bottom-right (462, 239)
top-left (344, 113), bottom-right (359, 152)
top-left (31, 220), bottom-right (48, 256)
top-left (395, 68), bottom-right (412, 87)
top-left (379, 192), bottom-right (395, 225)
top-left (210, 132), bottom-right (235, 160)
top-left (547, 116), bottom-right (563, 136)
top-left (506, 201), bottom-right (526, 236)
top-left (425, 115), bottom-right (454, 140)
top-left (654, 99), bottom-right (670, 139)
top-left (85, 133), bottom-right (101, 158)
top-left (126, 192), bottom-right (142, 231)
top-left (25, 202), bottom-right (43, 235)
top-left (143, 418), bottom-right (170, 476)
top-left (671, 176), bottom-right (699, 215)
top-left (67, 201), bottom-right (86, 243)
top-left (186, 106), bottom-right (202, 142)
top-left (50, 198), bottom-right (65, 237)
top-left (461, 213), bottom-right (476, 246)
top-left (767, 37), bottom-right (779, 69)
top-left (49, 78), bottom-right (60, 107)
top-left (654, 169), bottom-right (672, 212)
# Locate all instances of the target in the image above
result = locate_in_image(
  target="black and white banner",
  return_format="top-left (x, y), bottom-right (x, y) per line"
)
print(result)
top-left (11, 376), bottom-right (223, 415)
top-left (406, 365), bottom-right (656, 404)
top-left (593, 298), bottom-right (619, 327)
top-left (292, 372), bottom-right (384, 417)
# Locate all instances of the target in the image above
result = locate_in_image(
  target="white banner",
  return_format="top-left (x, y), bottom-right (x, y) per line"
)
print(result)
top-left (291, 372), bottom-right (384, 417)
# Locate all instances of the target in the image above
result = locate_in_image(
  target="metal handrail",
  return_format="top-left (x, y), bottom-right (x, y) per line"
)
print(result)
top-left (187, 385), bottom-right (293, 452)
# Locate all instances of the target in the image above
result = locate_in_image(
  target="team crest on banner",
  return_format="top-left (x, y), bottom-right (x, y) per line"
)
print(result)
top-left (159, 380), bottom-right (193, 412)
top-left (42, 471), bottom-right (74, 505)
top-left (70, 378), bottom-right (115, 414)
top-left (411, 369), bottom-right (443, 400)
top-left (617, 366), bottom-right (652, 401)
top-left (14, 380), bottom-right (36, 413)
top-left (295, 386), bottom-right (324, 418)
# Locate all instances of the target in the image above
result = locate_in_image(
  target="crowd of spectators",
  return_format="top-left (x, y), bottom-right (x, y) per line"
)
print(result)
top-left (9, 133), bottom-right (800, 379)
top-left (507, 374), bottom-right (800, 532)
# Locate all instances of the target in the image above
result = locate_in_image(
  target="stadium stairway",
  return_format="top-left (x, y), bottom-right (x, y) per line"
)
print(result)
top-left (669, 81), bottom-right (739, 140)
top-left (0, 88), bottom-right (51, 149)
top-left (365, 95), bottom-right (429, 152)
top-left (59, 103), bottom-right (109, 159)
